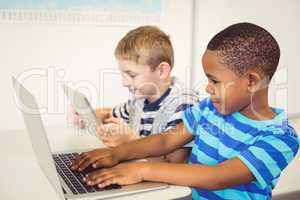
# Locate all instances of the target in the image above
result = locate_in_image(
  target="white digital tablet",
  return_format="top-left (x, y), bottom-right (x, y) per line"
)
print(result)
top-left (62, 84), bottom-right (102, 135)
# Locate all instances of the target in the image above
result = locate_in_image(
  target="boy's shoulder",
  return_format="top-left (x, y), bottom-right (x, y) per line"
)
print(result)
top-left (185, 99), bottom-right (299, 136)
top-left (187, 97), bottom-right (216, 115)
top-left (167, 77), bottom-right (198, 102)
top-left (230, 108), bottom-right (299, 145)
top-left (131, 77), bottom-right (199, 109)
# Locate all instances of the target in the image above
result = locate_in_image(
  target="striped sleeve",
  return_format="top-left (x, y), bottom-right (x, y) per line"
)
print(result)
top-left (164, 97), bottom-right (197, 148)
top-left (182, 98), bottom-right (208, 135)
top-left (165, 103), bottom-right (193, 130)
top-left (112, 100), bottom-right (131, 123)
top-left (238, 128), bottom-right (299, 189)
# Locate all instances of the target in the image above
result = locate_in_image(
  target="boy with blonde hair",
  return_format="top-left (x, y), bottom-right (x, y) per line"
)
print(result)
top-left (70, 25), bottom-right (196, 163)
top-left (72, 22), bottom-right (299, 200)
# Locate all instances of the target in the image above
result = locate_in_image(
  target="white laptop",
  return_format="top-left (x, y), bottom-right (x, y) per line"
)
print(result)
top-left (12, 76), bottom-right (168, 200)
top-left (62, 84), bottom-right (101, 136)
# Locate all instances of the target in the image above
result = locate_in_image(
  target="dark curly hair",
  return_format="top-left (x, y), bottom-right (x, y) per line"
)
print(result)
top-left (207, 22), bottom-right (280, 80)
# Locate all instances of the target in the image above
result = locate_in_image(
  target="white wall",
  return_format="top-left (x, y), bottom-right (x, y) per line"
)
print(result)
top-left (0, 24), bottom-right (131, 131)
top-left (0, 0), bottom-right (194, 131)
top-left (192, 0), bottom-right (300, 116)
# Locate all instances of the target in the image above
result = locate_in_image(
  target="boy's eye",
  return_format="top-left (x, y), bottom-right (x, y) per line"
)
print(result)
top-left (125, 73), bottom-right (136, 78)
top-left (209, 79), bottom-right (219, 84)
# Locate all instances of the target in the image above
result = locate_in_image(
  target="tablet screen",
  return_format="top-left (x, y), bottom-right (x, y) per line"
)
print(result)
top-left (63, 85), bottom-right (102, 135)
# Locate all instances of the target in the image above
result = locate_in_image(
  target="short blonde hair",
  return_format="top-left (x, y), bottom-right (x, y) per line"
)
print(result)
top-left (114, 26), bottom-right (174, 71)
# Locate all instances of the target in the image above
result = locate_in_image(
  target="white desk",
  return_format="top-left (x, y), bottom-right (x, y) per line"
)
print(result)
top-left (0, 124), bottom-right (191, 200)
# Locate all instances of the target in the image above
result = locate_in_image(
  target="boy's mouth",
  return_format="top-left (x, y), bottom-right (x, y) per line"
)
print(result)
top-left (129, 89), bottom-right (144, 98)
top-left (211, 98), bottom-right (220, 104)
top-left (211, 99), bottom-right (222, 110)
top-left (212, 102), bottom-right (220, 109)
top-left (128, 88), bottom-right (137, 93)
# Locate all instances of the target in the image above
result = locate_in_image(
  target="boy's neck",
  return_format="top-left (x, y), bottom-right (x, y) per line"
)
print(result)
top-left (240, 88), bottom-right (276, 121)
top-left (146, 77), bottom-right (172, 103)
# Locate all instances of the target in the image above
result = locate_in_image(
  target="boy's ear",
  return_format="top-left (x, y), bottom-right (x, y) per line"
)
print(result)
top-left (156, 62), bottom-right (171, 79)
top-left (246, 71), bottom-right (268, 93)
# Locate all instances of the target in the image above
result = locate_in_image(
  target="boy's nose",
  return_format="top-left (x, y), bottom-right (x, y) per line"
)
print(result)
top-left (122, 77), bottom-right (131, 88)
top-left (122, 81), bottom-right (130, 88)
top-left (205, 84), bottom-right (215, 95)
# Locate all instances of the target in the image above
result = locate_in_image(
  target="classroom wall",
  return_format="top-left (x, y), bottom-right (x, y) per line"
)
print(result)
top-left (0, 0), bottom-right (193, 131)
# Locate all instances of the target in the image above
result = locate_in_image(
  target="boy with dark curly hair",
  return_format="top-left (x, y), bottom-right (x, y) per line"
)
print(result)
top-left (72, 22), bottom-right (299, 200)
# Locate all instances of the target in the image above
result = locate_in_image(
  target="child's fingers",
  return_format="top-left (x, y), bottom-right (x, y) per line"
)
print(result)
top-left (101, 137), bottom-right (111, 147)
top-left (100, 135), bottom-right (120, 147)
top-left (96, 124), bottom-right (108, 137)
top-left (67, 104), bottom-right (76, 123)
top-left (73, 113), bottom-right (79, 125)
top-left (100, 136), bottom-right (112, 147)
top-left (79, 118), bottom-right (85, 128)
top-left (73, 113), bottom-right (81, 125)
top-left (66, 104), bottom-right (86, 128)
top-left (104, 117), bottom-right (122, 124)
top-left (103, 140), bottom-right (117, 148)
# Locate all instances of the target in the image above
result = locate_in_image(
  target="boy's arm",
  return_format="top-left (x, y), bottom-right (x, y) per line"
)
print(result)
top-left (85, 156), bottom-right (254, 190)
top-left (95, 104), bottom-right (191, 163)
top-left (100, 116), bottom-right (191, 163)
top-left (163, 148), bottom-right (191, 163)
top-left (140, 157), bottom-right (254, 189)
top-left (71, 123), bottom-right (193, 170)
top-left (112, 123), bottom-right (193, 162)
top-left (145, 148), bottom-right (191, 163)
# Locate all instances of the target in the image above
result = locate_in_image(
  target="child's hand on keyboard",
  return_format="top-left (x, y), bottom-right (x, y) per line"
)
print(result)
top-left (71, 148), bottom-right (120, 172)
top-left (83, 163), bottom-right (145, 188)
top-left (97, 117), bottom-right (139, 147)
top-left (67, 105), bottom-right (85, 128)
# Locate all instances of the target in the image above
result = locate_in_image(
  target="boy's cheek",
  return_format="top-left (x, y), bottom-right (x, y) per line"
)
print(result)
top-left (132, 92), bottom-right (147, 100)
top-left (214, 102), bottom-right (233, 115)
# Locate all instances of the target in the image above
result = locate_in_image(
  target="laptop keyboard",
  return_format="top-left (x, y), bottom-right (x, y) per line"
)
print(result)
top-left (53, 153), bottom-right (121, 195)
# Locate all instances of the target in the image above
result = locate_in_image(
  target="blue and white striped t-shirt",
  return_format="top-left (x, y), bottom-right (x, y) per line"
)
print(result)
top-left (112, 77), bottom-right (197, 138)
top-left (182, 98), bottom-right (299, 200)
